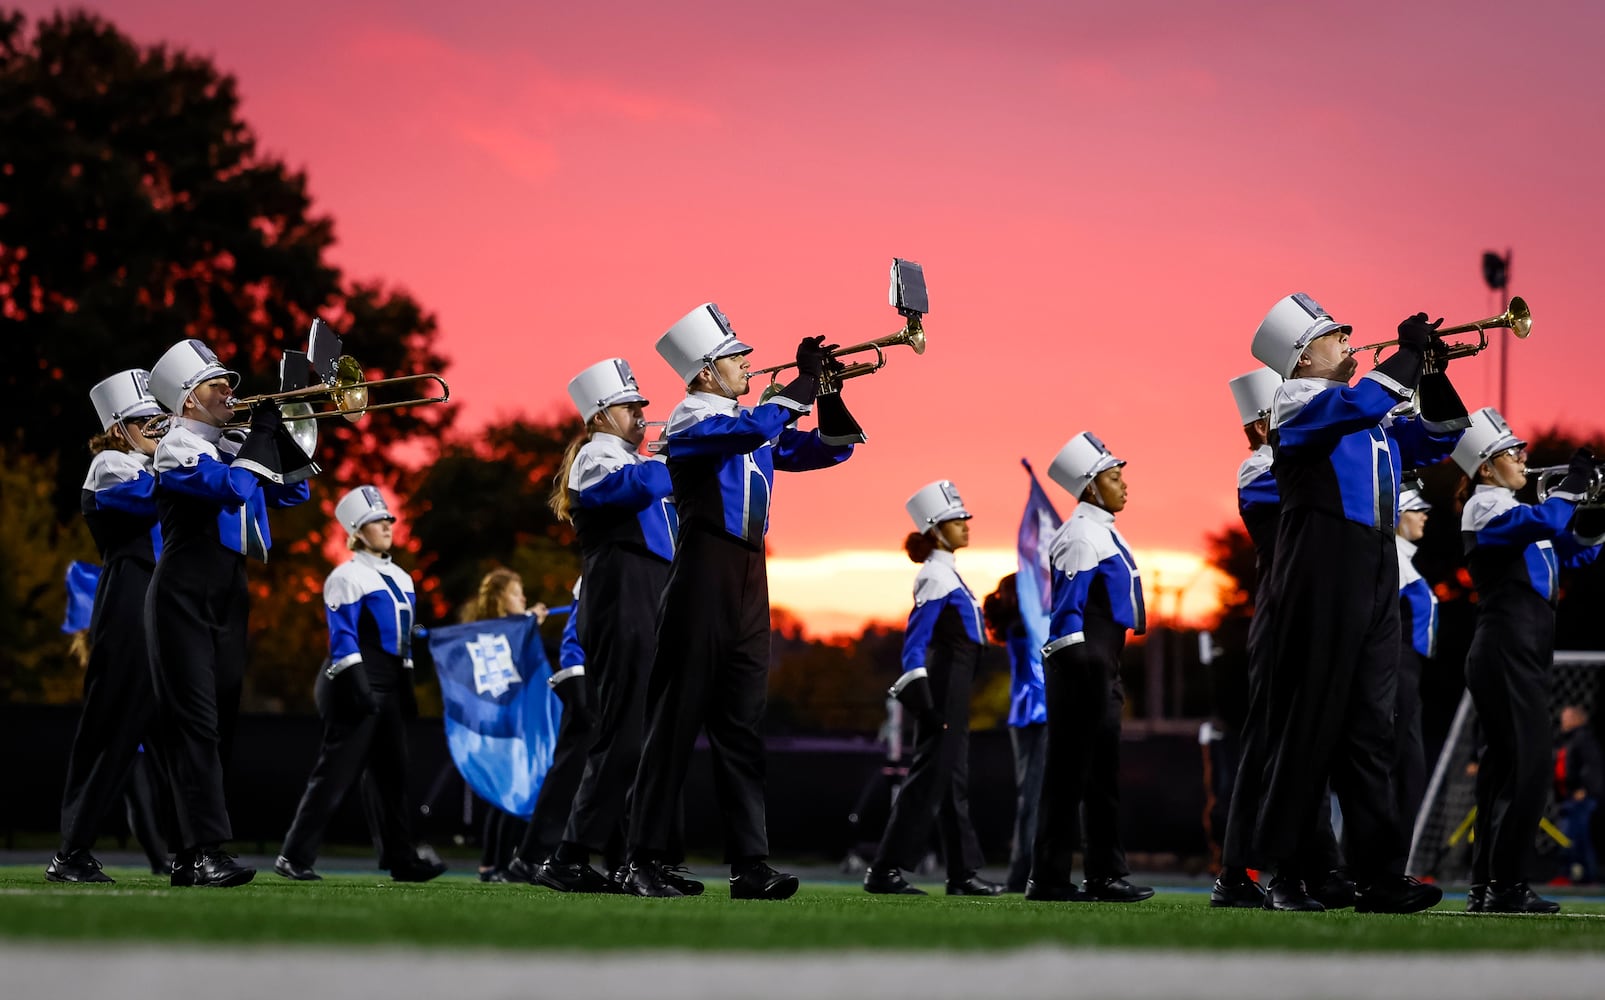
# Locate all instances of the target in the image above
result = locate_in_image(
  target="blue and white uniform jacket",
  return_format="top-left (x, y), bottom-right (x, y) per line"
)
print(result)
top-left (324, 550), bottom-right (417, 676)
top-left (153, 418), bottom-right (310, 561)
top-left (891, 549), bottom-right (985, 695)
top-left (1396, 537), bottom-right (1439, 658)
top-left (1044, 503), bottom-right (1146, 655)
top-left (662, 391), bottom-right (852, 548)
top-left (548, 582), bottom-right (586, 688)
top-left (1461, 485), bottom-right (1603, 606)
top-left (1237, 444), bottom-right (1278, 570)
top-left (569, 432), bottom-right (677, 563)
top-left (1270, 375), bottom-right (1461, 533)
top-left (81, 449), bottom-right (162, 566)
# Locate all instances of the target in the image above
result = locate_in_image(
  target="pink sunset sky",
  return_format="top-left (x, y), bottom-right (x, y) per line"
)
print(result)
top-left (29, 1), bottom-right (1605, 632)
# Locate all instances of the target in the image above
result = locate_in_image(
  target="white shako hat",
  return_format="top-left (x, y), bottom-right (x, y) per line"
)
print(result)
top-left (149, 339), bottom-right (239, 413)
top-left (1251, 293), bottom-right (1353, 380)
top-left (1228, 367), bottom-right (1281, 426)
top-left (1452, 407), bottom-right (1527, 476)
top-left (1398, 475), bottom-right (1432, 513)
top-left (568, 358), bottom-right (649, 422)
top-left (90, 369), bottom-right (163, 430)
top-left (335, 485), bottom-right (395, 534)
top-left (1048, 431), bottom-right (1125, 499)
top-left (906, 480), bottom-right (972, 532)
top-left (656, 303), bottom-right (754, 385)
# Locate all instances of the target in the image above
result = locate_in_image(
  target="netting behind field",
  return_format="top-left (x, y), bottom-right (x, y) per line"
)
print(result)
top-left (1406, 651), bottom-right (1604, 880)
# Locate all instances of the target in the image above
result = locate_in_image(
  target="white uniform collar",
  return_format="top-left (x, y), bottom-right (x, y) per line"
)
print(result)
top-left (1396, 536), bottom-right (1419, 560)
top-left (688, 390), bottom-right (740, 416)
top-left (352, 549), bottom-right (395, 569)
top-left (588, 431), bottom-right (642, 461)
top-left (173, 416), bottom-right (225, 443)
top-left (1474, 483), bottom-right (1514, 498)
top-left (1077, 502), bottom-right (1117, 526)
top-left (926, 548), bottom-right (958, 568)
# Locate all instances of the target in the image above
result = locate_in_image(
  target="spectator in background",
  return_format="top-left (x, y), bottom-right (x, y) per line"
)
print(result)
top-left (1556, 705), bottom-right (1603, 885)
top-left (983, 573), bottom-right (1047, 894)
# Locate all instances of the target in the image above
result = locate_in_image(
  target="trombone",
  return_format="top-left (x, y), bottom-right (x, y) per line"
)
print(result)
top-left (1348, 297), bottom-right (1532, 367)
top-left (1530, 464), bottom-right (1605, 507)
top-left (752, 317), bottom-right (927, 403)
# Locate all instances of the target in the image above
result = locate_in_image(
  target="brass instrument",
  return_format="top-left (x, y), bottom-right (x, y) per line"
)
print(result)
top-left (1349, 297), bottom-right (1532, 366)
top-left (753, 319), bottom-right (926, 403)
top-left (1530, 464), bottom-right (1605, 507)
top-left (643, 419), bottom-right (669, 455)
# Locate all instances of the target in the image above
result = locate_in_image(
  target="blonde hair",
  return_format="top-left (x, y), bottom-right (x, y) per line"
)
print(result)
top-left (464, 567), bottom-right (523, 622)
top-left (549, 432), bottom-right (588, 524)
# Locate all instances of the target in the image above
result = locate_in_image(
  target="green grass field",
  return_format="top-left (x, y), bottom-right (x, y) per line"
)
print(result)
top-left (4, 866), bottom-right (1604, 953)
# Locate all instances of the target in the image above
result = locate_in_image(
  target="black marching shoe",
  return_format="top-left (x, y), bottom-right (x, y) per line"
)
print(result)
top-left (192, 849), bottom-right (256, 888)
top-left (391, 857), bottom-right (448, 883)
top-left (503, 856), bottom-right (539, 884)
top-left (1354, 874), bottom-right (1442, 914)
top-left (274, 855), bottom-right (321, 881)
top-left (1466, 883), bottom-right (1488, 913)
top-left (1209, 869), bottom-right (1265, 908)
top-left (1482, 881), bottom-right (1561, 914)
top-left (609, 865), bottom-right (630, 894)
top-left (730, 861), bottom-right (799, 900)
top-left (170, 854), bottom-right (196, 888)
top-left (1262, 876), bottom-right (1325, 911)
top-left (534, 859), bottom-right (614, 893)
top-left (1024, 880), bottom-right (1086, 902)
top-left (864, 867), bottom-right (926, 895)
top-left (1307, 869), bottom-right (1357, 910)
top-left (478, 867), bottom-right (510, 883)
top-left (46, 850), bottom-right (114, 884)
top-left (947, 872), bottom-right (1004, 897)
top-left (1083, 877), bottom-right (1155, 902)
top-left (624, 860), bottom-right (685, 898)
top-left (662, 864), bottom-right (706, 896)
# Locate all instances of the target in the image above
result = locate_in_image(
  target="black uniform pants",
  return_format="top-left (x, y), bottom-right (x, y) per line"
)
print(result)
top-left (630, 529), bottom-right (770, 862)
top-left (1465, 592), bottom-right (1554, 885)
top-left (561, 550), bottom-right (668, 856)
top-left (872, 650), bottom-right (986, 880)
top-left (280, 658), bottom-right (416, 868)
top-left (1393, 646), bottom-right (1428, 865)
top-left (145, 550), bottom-right (248, 850)
top-left (60, 557), bottom-right (175, 855)
top-left (1007, 722), bottom-right (1047, 890)
top-left (1239, 511), bottom-right (1403, 880)
top-left (1030, 616), bottom-right (1130, 885)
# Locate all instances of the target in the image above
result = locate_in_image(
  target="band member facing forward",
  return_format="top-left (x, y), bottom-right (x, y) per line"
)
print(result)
top-left (625, 304), bottom-right (855, 899)
top-left (49, 370), bottom-right (172, 883)
top-left (145, 339), bottom-right (312, 887)
top-left (1455, 408), bottom-right (1602, 913)
top-left (1028, 432), bottom-right (1152, 903)
top-left (1237, 294), bottom-right (1459, 913)
top-left (276, 486), bottom-right (446, 883)
top-left (864, 481), bottom-right (998, 897)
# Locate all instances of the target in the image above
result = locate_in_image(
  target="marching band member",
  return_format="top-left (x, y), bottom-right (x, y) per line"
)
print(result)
top-left (1392, 478), bottom-right (1438, 850)
top-left (625, 304), bottom-right (854, 899)
top-left (1028, 433), bottom-right (1152, 903)
top-left (982, 574), bottom-right (1047, 894)
top-left (863, 482), bottom-right (998, 897)
top-left (144, 339), bottom-right (311, 887)
top-left (1237, 295), bottom-right (1458, 913)
top-left (1454, 408), bottom-right (1603, 913)
top-left (275, 487), bottom-right (446, 883)
top-left (518, 359), bottom-right (689, 895)
top-left (1215, 367), bottom-right (1346, 909)
top-left (49, 371), bottom-right (171, 883)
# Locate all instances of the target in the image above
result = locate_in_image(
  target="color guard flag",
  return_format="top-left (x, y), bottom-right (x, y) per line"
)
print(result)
top-left (1016, 458), bottom-right (1062, 669)
top-left (62, 561), bottom-right (101, 633)
top-left (426, 614), bottom-right (564, 817)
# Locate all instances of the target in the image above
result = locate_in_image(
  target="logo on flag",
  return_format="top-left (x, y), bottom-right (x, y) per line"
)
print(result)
top-left (468, 632), bottom-right (521, 697)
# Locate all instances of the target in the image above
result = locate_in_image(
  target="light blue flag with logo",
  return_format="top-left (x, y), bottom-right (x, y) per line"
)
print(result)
top-left (62, 561), bottom-right (101, 633)
top-left (1014, 460), bottom-right (1062, 717)
top-left (426, 614), bottom-right (564, 818)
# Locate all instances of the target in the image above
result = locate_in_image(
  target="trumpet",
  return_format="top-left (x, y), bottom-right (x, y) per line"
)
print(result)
top-left (1349, 297), bottom-right (1532, 367)
top-left (752, 318), bottom-right (927, 403)
top-left (1530, 463), bottom-right (1605, 506)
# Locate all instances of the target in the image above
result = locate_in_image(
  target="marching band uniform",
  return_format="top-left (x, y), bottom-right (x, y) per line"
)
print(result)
top-left (49, 371), bottom-right (173, 883)
top-left (145, 340), bottom-right (310, 887)
top-left (1455, 408), bottom-right (1603, 913)
top-left (522, 360), bottom-right (683, 894)
top-left (1392, 482), bottom-right (1438, 854)
top-left (864, 482), bottom-right (998, 897)
top-left (626, 304), bottom-right (853, 899)
top-left (1237, 294), bottom-right (1457, 913)
top-left (1216, 367), bottom-right (1344, 908)
top-left (276, 487), bottom-right (445, 883)
top-left (1027, 433), bottom-right (1152, 903)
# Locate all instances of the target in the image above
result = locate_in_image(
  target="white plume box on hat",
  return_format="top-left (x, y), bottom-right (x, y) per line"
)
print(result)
top-left (1451, 407), bottom-right (1526, 476)
top-left (1228, 367), bottom-right (1281, 426)
top-left (336, 485), bottom-right (395, 533)
top-left (1250, 293), bottom-right (1351, 380)
top-left (149, 339), bottom-right (240, 414)
top-left (1048, 432), bottom-right (1124, 499)
top-left (90, 369), bottom-right (163, 430)
top-left (906, 480), bottom-right (971, 532)
top-left (656, 303), bottom-right (754, 385)
top-left (568, 358), bottom-right (649, 421)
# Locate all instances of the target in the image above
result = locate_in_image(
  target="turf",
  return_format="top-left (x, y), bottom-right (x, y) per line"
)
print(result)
top-left (3, 867), bottom-right (1603, 953)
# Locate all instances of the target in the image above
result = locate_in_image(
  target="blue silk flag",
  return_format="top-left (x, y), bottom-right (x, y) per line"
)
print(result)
top-left (427, 614), bottom-right (564, 818)
top-left (1013, 460), bottom-right (1062, 724)
top-left (62, 561), bottom-right (101, 633)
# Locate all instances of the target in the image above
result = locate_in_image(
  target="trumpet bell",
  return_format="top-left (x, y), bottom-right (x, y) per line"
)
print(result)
top-left (1506, 296), bottom-right (1533, 339)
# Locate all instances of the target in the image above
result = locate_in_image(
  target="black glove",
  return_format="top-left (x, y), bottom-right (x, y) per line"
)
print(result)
top-left (816, 391), bottom-right (866, 446)
top-left (794, 335), bottom-right (832, 379)
top-left (250, 399), bottom-right (284, 434)
top-left (1572, 506), bottom-right (1605, 541)
top-left (894, 674), bottom-right (945, 730)
top-left (1415, 371), bottom-right (1469, 429)
top-left (233, 424), bottom-right (283, 481)
top-left (1395, 312), bottom-right (1443, 352)
top-left (1555, 447), bottom-right (1597, 499)
top-left (332, 662), bottom-right (382, 717)
top-left (772, 375), bottom-right (819, 409)
top-left (1427, 334), bottom-right (1453, 373)
top-left (553, 671), bottom-right (596, 730)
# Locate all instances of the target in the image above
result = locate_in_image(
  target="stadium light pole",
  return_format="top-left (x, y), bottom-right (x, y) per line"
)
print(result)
top-left (1482, 249), bottom-right (1512, 417)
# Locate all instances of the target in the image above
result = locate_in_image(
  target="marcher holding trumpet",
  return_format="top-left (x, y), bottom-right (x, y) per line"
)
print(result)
top-left (144, 339), bottom-right (313, 887)
top-left (1453, 408), bottom-right (1604, 913)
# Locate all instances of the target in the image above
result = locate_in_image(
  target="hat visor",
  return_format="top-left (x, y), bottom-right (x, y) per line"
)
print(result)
top-left (1090, 454), bottom-right (1127, 479)
top-left (1296, 320), bottom-right (1352, 351)
top-left (599, 389), bottom-right (650, 409)
top-left (710, 337), bottom-right (754, 360)
top-left (352, 512), bottom-right (397, 531)
top-left (118, 401), bottom-right (165, 423)
top-left (1488, 433), bottom-right (1527, 458)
